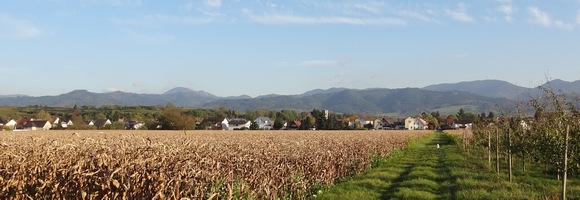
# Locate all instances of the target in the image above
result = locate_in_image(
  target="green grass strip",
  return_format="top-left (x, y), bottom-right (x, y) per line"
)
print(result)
top-left (314, 132), bottom-right (579, 200)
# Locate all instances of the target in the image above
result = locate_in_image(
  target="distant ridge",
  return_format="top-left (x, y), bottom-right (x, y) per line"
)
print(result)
top-left (163, 87), bottom-right (217, 98)
top-left (299, 87), bottom-right (348, 97)
top-left (423, 80), bottom-right (535, 99)
top-left (1, 79), bottom-right (578, 115)
top-left (163, 87), bottom-right (196, 95)
top-left (541, 79), bottom-right (580, 94)
top-left (423, 79), bottom-right (580, 100)
top-left (0, 94), bottom-right (29, 98)
top-left (203, 88), bottom-right (509, 115)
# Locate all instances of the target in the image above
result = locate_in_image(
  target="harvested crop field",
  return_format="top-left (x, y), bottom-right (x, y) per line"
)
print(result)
top-left (0, 130), bottom-right (430, 199)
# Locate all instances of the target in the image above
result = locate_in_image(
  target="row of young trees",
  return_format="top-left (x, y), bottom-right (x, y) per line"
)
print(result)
top-left (472, 86), bottom-right (579, 199)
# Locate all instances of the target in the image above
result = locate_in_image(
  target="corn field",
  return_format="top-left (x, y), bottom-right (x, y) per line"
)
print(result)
top-left (0, 130), bottom-right (430, 199)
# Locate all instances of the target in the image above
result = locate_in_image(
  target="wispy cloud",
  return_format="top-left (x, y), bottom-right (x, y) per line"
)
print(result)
top-left (112, 14), bottom-right (212, 26)
top-left (576, 11), bottom-right (580, 25)
top-left (396, 10), bottom-right (439, 23)
top-left (204, 0), bottom-right (222, 8)
top-left (445, 3), bottom-right (475, 23)
top-left (351, 1), bottom-right (385, 14)
top-left (528, 7), bottom-right (550, 26)
top-left (528, 7), bottom-right (573, 30)
top-left (301, 59), bottom-right (352, 67)
top-left (79, 0), bottom-right (144, 7)
top-left (107, 0), bottom-right (143, 6)
top-left (246, 12), bottom-right (404, 26)
top-left (0, 13), bottom-right (42, 38)
top-left (497, 0), bottom-right (515, 22)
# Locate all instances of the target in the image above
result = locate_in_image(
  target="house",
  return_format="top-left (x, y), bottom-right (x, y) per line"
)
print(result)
top-left (452, 120), bottom-right (473, 129)
top-left (126, 121), bottom-right (145, 130)
top-left (254, 117), bottom-right (273, 130)
top-left (355, 117), bottom-right (374, 128)
top-left (392, 121), bottom-right (405, 130)
top-left (24, 120), bottom-right (52, 131)
top-left (60, 119), bottom-right (74, 129)
top-left (19, 118), bottom-right (30, 125)
top-left (0, 119), bottom-right (18, 130)
top-left (201, 117), bottom-right (229, 130)
top-left (288, 120), bottom-right (302, 130)
top-left (404, 117), bottom-right (428, 130)
top-left (90, 119), bottom-right (112, 128)
top-left (49, 116), bottom-right (60, 127)
top-left (374, 118), bottom-right (392, 130)
top-left (227, 118), bottom-right (251, 130)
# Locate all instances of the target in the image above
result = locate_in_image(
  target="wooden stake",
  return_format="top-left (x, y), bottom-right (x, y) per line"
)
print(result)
top-left (496, 127), bottom-right (500, 175)
top-left (508, 128), bottom-right (513, 183)
top-left (562, 125), bottom-right (569, 200)
top-left (522, 130), bottom-right (526, 172)
top-left (488, 130), bottom-right (491, 168)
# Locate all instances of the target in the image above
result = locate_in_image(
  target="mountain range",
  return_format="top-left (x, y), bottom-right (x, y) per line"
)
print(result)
top-left (1, 79), bottom-right (578, 116)
top-left (423, 79), bottom-right (580, 99)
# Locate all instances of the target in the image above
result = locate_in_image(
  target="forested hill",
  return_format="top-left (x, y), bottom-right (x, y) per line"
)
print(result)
top-left (203, 88), bottom-right (510, 115)
top-left (423, 79), bottom-right (580, 100)
top-left (0, 88), bottom-right (510, 116)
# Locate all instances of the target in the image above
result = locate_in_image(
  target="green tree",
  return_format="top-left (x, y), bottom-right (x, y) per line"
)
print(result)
top-left (300, 116), bottom-right (314, 130)
top-left (458, 108), bottom-right (466, 120)
top-left (273, 118), bottom-right (284, 130)
top-left (159, 103), bottom-right (196, 130)
top-left (421, 113), bottom-right (439, 130)
top-left (131, 114), bottom-right (144, 122)
top-left (8, 113), bottom-right (21, 121)
top-left (310, 109), bottom-right (328, 130)
top-left (110, 121), bottom-right (126, 130)
top-left (327, 114), bottom-right (343, 130)
top-left (71, 114), bottom-right (86, 126)
top-left (354, 122), bottom-right (362, 130)
top-left (33, 110), bottom-right (51, 120)
top-left (448, 114), bottom-right (458, 121)
top-left (250, 121), bottom-right (259, 130)
top-left (94, 113), bottom-right (107, 120)
top-left (487, 112), bottom-right (495, 120)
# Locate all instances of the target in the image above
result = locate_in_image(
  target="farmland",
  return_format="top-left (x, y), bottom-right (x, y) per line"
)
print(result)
top-left (317, 131), bottom-right (580, 199)
top-left (0, 130), bottom-right (430, 199)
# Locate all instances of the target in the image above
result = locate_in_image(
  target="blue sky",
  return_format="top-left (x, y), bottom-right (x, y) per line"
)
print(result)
top-left (1, 0), bottom-right (580, 97)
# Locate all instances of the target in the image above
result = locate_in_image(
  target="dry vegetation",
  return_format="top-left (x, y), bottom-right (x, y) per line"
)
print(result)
top-left (0, 130), bottom-right (430, 199)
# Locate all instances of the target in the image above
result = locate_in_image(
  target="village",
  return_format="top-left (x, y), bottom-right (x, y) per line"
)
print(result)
top-left (0, 107), bottom-right (474, 131)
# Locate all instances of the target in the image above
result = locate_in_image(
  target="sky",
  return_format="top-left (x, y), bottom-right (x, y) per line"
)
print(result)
top-left (1, 0), bottom-right (580, 97)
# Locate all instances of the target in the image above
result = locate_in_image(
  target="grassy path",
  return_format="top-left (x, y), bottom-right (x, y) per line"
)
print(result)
top-left (316, 132), bottom-right (579, 200)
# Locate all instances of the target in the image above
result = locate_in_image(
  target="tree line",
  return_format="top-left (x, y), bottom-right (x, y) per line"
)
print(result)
top-left (2, 103), bottom-right (484, 131)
